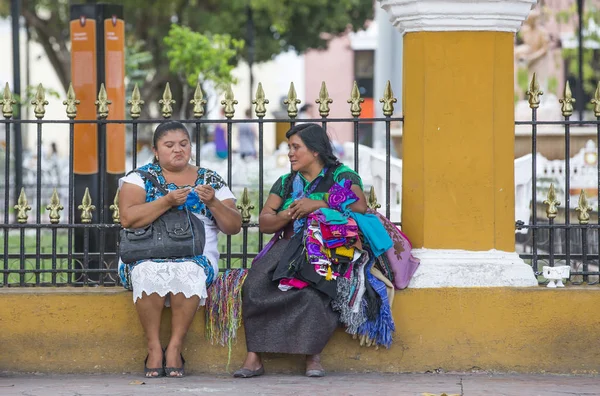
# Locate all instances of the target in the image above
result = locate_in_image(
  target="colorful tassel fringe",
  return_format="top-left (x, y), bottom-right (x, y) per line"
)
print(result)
top-left (205, 268), bottom-right (248, 370)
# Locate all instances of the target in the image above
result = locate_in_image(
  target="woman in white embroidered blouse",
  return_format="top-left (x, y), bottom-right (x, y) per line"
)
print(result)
top-left (118, 121), bottom-right (241, 378)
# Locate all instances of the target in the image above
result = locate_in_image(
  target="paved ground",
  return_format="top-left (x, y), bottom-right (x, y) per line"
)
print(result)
top-left (0, 372), bottom-right (599, 396)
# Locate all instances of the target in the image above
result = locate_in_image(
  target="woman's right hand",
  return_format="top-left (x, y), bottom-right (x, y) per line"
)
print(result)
top-left (164, 187), bottom-right (191, 207)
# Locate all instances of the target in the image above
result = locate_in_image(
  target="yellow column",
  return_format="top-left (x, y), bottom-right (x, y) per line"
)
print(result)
top-left (381, 0), bottom-right (539, 287)
top-left (402, 31), bottom-right (515, 251)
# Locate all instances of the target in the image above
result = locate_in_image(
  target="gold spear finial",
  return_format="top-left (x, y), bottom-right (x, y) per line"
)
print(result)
top-left (63, 83), bottom-right (80, 119)
top-left (591, 81), bottom-right (600, 118)
top-left (543, 183), bottom-right (561, 219)
top-left (159, 82), bottom-right (175, 119)
top-left (109, 189), bottom-right (120, 224)
top-left (31, 83), bottom-right (49, 119)
top-left (236, 187), bottom-right (255, 223)
top-left (46, 188), bottom-right (64, 224)
top-left (128, 83), bottom-right (144, 119)
top-left (367, 186), bottom-right (381, 210)
top-left (14, 188), bottom-right (31, 224)
top-left (526, 73), bottom-right (543, 109)
top-left (379, 80), bottom-right (397, 117)
top-left (252, 82), bottom-right (269, 118)
top-left (0, 83), bottom-right (16, 119)
top-left (221, 85), bottom-right (238, 119)
top-left (190, 80), bottom-right (207, 118)
top-left (95, 83), bottom-right (112, 119)
top-left (347, 81), bottom-right (364, 117)
top-left (283, 82), bottom-right (301, 118)
top-left (559, 81), bottom-right (575, 117)
top-left (78, 188), bottom-right (96, 223)
top-left (315, 81), bottom-right (333, 117)
top-left (576, 190), bottom-right (592, 225)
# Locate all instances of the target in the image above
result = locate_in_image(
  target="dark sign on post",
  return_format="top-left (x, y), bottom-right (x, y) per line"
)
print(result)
top-left (70, 3), bottom-right (124, 284)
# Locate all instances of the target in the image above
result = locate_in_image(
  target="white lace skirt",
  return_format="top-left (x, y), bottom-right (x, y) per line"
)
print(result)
top-left (131, 261), bottom-right (209, 307)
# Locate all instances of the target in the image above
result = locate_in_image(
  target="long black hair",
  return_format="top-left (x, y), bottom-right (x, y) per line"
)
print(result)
top-left (152, 121), bottom-right (191, 163)
top-left (281, 123), bottom-right (340, 200)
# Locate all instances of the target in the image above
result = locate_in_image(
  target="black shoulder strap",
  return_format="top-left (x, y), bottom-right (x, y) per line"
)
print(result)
top-left (135, 169), bottom-right (169, 195)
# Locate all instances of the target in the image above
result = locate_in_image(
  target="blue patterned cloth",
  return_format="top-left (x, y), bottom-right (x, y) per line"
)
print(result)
top-left (290, 168), bottom-right (327, 234)
top-left (118, 163), bottom-right (222, 290)
top-left (356, 254), bottom-right (395, 348)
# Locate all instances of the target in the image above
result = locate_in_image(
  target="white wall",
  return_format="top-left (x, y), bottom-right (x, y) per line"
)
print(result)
top-left (0, 18), bottom-right (68, 157)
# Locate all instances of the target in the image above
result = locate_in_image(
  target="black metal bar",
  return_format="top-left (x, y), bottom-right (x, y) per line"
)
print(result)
top-left (195, 122), bottom-right (201, 167)
top-left (98, 120), bottom-right (106, 285)
top-left (257, 116), bottom-right (264, 251)
top-left (115, 223), bottom-right (121, 286)
top-left (385, 117), bottom-right (391, 219)
top-left (68, 122), bottom-right (74, 286)
top-left (19, 228), bottom-right (24, 286)
top-left (51, 228), bottom-right (57, 285)
top-left (548, 218), bottom-right (555, 267)
top-left (516, 120), bottom-right (599, 125)
top-left (597, 114), bottom-right (600, 281)
top-left (582, 226), bottom-right (588, 284)
top-left (132, 121), bottom-right (138, 169)
top-left (3, 122), bottom-right (11, 286)
top-left (531, 106), bottom-right (538, 274)
top-left (242, 224), bottom-right (248, 269)
top-left (35, 122), bottom-right (42, 285)
top-left (519, 253), bottom-right (600, 260)
top-left (564, 115), bottom-right (571, 268)
top-left (83, 227), bottom-right (89, 285)
top-left (3, 251), bottom-right (119, 260)
top-left (226, 118), bottom-right (232, 269)
top-left (516, 223), bottom-right (600, 230)
top-left (353, 118), bottom-right (359, 172)
top-left (0, 252), bottom-right (173, 260)
top-left (3, 267), bottom-right (119, 274)
top-left (0, 223), bottom-right (121, 230)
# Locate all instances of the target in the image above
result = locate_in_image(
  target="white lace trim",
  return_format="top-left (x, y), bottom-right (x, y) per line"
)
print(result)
top-left (131, 261), bottom-right (209, 307)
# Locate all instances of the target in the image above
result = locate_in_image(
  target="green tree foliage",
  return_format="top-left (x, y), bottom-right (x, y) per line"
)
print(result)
top-left (2, 0), bottom-right (373, 116)
top-left (164, 24), bottom-right (244, 118)
top-left (164, 25), bottom-right (244, 90)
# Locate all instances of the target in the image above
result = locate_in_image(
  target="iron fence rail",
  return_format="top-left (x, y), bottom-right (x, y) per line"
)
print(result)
top-left (3, 77), bottom-right (600, 287)
top-left (518, 76), bottom-right (600, 284)
top-left (0, 81), bottom-right (400, 287)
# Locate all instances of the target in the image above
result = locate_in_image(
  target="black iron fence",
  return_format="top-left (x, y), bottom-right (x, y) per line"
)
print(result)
top-left (5, 76), bottom-right (599, 287)
top-left (515, 75), bottom-right (600, 284)
top-left (0, 81), bottom-right (400, 287)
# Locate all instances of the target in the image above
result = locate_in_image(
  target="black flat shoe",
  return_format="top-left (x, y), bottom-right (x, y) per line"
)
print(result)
top-left (233, 366), bottom-right (265, 378)
top-left (305, 369), bottom-right (325, 377)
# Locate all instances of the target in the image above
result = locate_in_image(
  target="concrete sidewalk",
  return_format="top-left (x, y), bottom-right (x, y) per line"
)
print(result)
top-left (0, 372), bottom-right (598, 396)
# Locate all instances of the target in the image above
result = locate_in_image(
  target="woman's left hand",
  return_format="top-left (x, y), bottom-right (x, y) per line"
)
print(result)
top-left (195, 185), bottom-right (216, 206)
top-left (289, 198), bottom-right (324, 220)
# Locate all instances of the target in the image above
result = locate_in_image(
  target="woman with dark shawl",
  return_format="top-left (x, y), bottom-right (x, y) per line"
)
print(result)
top-left (234, 123), bottom-right (417, 378)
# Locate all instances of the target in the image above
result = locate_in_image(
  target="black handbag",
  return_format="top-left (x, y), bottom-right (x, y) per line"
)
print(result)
top-left (119, 170), bottom-right (206, 264)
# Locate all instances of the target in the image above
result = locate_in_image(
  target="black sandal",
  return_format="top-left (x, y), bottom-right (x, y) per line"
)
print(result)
top-left (144, 351), bottom-right (166, 378)
top-left (165, 353), bottom-right (185, 378)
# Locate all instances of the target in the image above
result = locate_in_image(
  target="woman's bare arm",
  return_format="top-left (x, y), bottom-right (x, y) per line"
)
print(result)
top-left (259, 194), bottom-right (292, 233)
top-left (118, 183), bottom-right (189, 228)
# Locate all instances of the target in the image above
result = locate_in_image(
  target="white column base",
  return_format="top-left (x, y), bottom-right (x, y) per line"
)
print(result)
top-left (408, 249), bottom-right (538, 288)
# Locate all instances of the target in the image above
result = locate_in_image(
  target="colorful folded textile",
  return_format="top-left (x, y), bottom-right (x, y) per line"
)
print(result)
top-left (335, 246), bottom-right (354, 259)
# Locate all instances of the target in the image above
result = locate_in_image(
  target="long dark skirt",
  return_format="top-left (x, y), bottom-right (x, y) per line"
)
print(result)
top-left (242, 239), bottom-right (339, 355)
